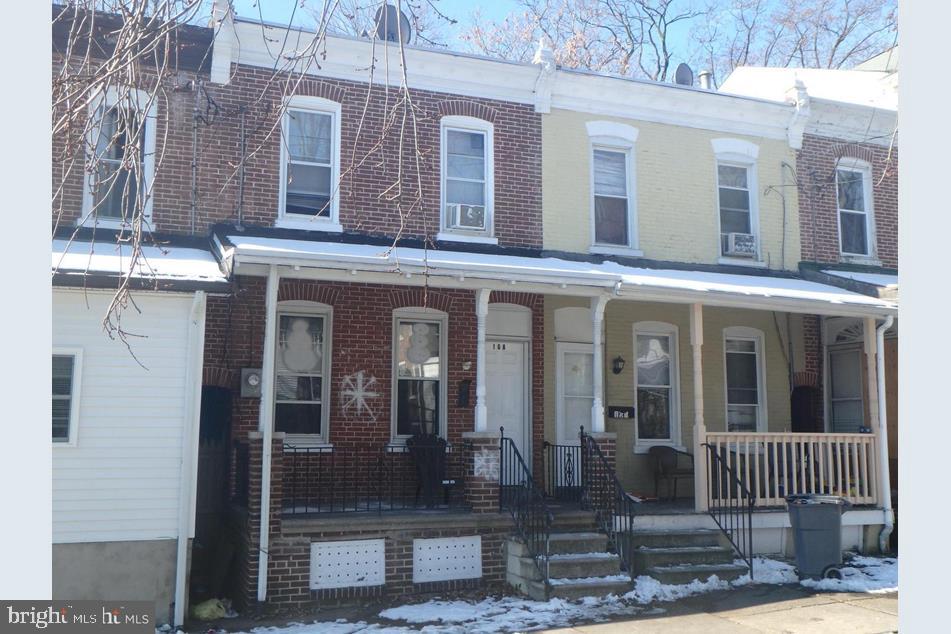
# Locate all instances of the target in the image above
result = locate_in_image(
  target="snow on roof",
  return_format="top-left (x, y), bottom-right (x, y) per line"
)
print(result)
top-left (720, 67), bottom-right (897, 111)
top-left (220, 234), bottom-right (896, 316)
top-left (822, 269), bottom-right (898, 289)
top-left (52, 239), bottom-right (227, 284)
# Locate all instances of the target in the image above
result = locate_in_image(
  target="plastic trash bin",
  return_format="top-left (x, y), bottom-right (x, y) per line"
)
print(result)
top-left (786, 494), bottom-right (852, 579)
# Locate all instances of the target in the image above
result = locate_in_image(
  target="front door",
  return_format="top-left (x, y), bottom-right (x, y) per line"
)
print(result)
top-left (487, 340), bottom-right (529, 478)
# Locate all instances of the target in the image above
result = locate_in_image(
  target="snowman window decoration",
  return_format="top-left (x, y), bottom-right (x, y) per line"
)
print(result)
top-left (279, 316), bottom-right (323, 373)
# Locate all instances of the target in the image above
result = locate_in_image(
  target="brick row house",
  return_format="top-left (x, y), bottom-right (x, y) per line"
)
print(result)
top-left (50, 4), bottom-right (898, 627)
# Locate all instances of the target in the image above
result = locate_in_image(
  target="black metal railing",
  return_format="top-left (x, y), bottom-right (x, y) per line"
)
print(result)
top-left (500, 427), bottom-right (553, 585)
top-left (282, 441), bottom-right (471, 515)
top-left (704, 442), bottom-right (755, 578)
top-left (579, 427), bottom-right (638, 580)
top-left (542, 441), bottom-right (582, 503)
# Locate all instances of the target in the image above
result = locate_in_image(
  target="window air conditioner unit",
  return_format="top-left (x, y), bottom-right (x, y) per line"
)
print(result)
top-left (448, 204), bottom-right (486, 231)
top-left (725, 232), bottom-right (757, 257)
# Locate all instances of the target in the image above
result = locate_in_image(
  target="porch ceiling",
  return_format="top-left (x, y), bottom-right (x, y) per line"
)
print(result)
top-left (214, 232), bottom-right (897, 319)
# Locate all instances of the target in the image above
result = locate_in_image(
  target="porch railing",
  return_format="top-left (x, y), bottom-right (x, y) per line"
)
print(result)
top-left (282, 441), bottom-right (471, 515)
top-left (542, 441), bottom-right (582, 503)
top-left (580, 427), bottom-right (638, 581)
top-left (703, 442), bottom-right (754, 578)
top-left (500, 428), bottom-right (553, 585)
top-left (703, 432), bottom-right (878, 507)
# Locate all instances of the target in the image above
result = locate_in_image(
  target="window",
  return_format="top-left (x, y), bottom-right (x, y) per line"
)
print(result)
top-left (836, 159), bottom-right (875, 258)
top-left (586, 121), bottom-right (639, 254)
top-left (274, 306), bottom-right (332, 441)
top-left (82, 88), bottom-right (156, 227)
top-left (393, 311), bottom-right (448, 439)
top-left (278, 96), bottom-right (342, 230)
top-left (723, 327), bottom-right (766, 432)
top-left (440, 116), bottom-right (494, 241)
top-left (633, 323), bottom-right (680, 448)
top-left (52, 349), bottom-right (82, 445)
top-left (711, 138), bottom-right (759, 261)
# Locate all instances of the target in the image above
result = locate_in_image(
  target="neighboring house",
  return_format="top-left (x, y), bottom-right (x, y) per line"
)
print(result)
top-left (721, 58), bottom-right (899, 539)
top-left (51, 4), bottom-right (897, 623)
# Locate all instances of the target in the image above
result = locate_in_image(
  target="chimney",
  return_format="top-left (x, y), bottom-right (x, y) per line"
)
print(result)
top-left (698, 70), bottom-right (713, 90)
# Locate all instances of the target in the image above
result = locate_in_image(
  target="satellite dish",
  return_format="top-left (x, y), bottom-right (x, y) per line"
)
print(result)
top-left (374, 4), bottom-right (412, 44)
top-left (674, 63), bottom-right (694, 86)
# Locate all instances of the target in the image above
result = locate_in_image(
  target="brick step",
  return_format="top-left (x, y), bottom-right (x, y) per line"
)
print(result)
top-left (644, 562), bottom-right (749, 585)
top-left (628, 528), bottom-right (728, 549)
top-left (633, 545), bottom-right (735, 572)
top-left (548, 531), bottom-right (610, 555)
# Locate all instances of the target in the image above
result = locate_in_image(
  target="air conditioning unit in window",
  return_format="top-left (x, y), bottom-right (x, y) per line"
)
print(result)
top-left (725, 232), bottom-right (757, 257)
top-left (448, 204), bottom-right (487, 231)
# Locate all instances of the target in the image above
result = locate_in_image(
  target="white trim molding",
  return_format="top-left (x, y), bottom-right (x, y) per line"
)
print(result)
top-left (711, 138), bottom-right (760, 160)
top-left (586, 121), bottom-right (640, 145)
top-left (440, 115), bottom-right (495, 240)
top-left (631, 321), bottom-right (682, 452)
top-left (277, 95), bottom-right (343, 231)
top-left (52, 347), bottom-right (83, 447)
top-left (722, 326), bottom-right (768, 433)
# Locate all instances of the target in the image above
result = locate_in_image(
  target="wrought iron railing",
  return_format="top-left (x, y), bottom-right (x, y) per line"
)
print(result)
top-left (282, 441), bottom-right (471, 515)
top-left (500, 427), bottom-right (553, 585)
top-left (542, 441), bottom-right (582, 503)
top-left (579, 427), bottom-right (638, 581)
top-left (704, 442), bottom-right (755, 578)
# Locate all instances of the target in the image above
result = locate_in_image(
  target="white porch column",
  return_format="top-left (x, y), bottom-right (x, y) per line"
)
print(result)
top-left (690, 303), bottom-right (709, 512)
top-left (590, 296), bottom-right (610, 433)
top-left (257, 265), bottom-right (280, 602)
top-left (474, 288), bottom-right (491, 432)
top-left (864, 317), bottom-right (884, 506)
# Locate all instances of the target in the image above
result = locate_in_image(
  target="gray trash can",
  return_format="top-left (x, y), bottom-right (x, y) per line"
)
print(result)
top-left (786, 494), bottom-right (851, 579)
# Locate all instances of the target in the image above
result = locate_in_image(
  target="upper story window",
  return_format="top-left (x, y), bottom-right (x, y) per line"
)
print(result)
top-left (836, 158), bottom-right (875, 259)
top-left (723, 327), bottom-right (767, 432)
top-left (278, 96), bottom-right (342, 231)
top-left (587, 121), bottom-right (639, 256)
top-left (712, 139), bottom-right (760, 262)
top-left (52, 349), bottom-right (82, 446)
top-left (82, 88), bottom-right (156, 228)
top-left (439, 116), bottom-right (495, 243)
top-left (274, 303), bottom-right (332, 444)
top-left (392, 309), bottom-right (448, 440)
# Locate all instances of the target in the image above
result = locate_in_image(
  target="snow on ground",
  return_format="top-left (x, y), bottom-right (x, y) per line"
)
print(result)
top-left (202, 556), bottom-right (896, 634)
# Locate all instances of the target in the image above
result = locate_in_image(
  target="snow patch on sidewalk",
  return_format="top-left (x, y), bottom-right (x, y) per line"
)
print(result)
top-left (800, 556), bottom-right (898, 593)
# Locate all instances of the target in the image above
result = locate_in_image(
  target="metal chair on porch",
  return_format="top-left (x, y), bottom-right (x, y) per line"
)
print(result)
top-left (649, 446), bottom-right (695, 502)
top-left (406, 433), bottom-right (452, 508)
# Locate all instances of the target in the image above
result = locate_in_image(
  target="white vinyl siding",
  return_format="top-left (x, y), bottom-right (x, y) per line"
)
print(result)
top-left (52, 289), bottom-right (199, 544)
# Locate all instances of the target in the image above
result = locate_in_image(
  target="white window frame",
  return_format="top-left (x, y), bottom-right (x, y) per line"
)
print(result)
top-left (274, 301), bottom-right (333, 446)
top-left (80, 87), bottom-right (157, 230)
top-left (722, 326), bottom-right (768, 433)
top-left (712, 139), bottom-right (762, 266)
top-left (277, 95), bottom-right (343, 232)
top-left (52, 347), bottom-right (83, 447)
top-left (391, 308), bottom-right (449, 443)
top-left (632, 321), bottom-right (683, 453)
top-left (586, 121), bottom-right (640, 256)
top-left (555, 341), bottom-right (594, 446)
top-left (438, 116), bottom-right (496, 244)
top-left (835, 157), bottom-right (878, 262)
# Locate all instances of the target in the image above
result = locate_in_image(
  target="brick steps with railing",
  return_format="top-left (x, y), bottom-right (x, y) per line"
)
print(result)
top-left (629, 528), bottom-right (749, 585)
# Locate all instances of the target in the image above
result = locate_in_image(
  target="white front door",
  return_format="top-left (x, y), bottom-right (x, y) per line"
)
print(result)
top-left (487, 340), bottom-right (529, 470)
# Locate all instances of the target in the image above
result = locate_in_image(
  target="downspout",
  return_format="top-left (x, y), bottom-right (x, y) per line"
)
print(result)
top-left (876, 315), bottom-right (895, 553)
top-left (173, 291), bottom-right (207, 626)
top-left (257, 266), bottom-right (280, 603)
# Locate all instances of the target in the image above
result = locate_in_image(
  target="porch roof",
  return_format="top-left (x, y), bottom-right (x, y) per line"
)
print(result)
top-left (215, 233), bottom-right (897, 318)
top-left (821, 270), bottom-right (898, 289)
top-left (52, 238), bottom-right (229, 292)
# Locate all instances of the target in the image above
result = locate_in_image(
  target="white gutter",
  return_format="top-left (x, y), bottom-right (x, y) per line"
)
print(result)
top-left (256, 266), bottom-right (280, 603)
top-left (173, 291), bottom-right (207, 626)
top-left (876, 315), bottom-right (895, 553)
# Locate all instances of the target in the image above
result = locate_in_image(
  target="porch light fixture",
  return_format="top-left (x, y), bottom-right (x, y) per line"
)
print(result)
top-left (612, 355), bottom-right (626, 375)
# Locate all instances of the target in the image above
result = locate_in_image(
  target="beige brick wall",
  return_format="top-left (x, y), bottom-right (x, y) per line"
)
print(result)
top-left (542, 109), bottom-right (801, 270)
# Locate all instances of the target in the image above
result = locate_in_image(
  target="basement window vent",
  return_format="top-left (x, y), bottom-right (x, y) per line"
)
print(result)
top-left (310, 539), bottom-right (385, 590)
top-left (412, 536), bottom-right (483, 584)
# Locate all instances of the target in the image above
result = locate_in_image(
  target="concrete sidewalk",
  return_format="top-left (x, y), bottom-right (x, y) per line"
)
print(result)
top-left (545, 585), bottom-right (898, 633)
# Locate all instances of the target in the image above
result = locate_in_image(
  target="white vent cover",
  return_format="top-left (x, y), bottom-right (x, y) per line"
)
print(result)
top-left (310, 539), bottom-right (385, 590)
top-left (412, 536), bottom-right (482, 583)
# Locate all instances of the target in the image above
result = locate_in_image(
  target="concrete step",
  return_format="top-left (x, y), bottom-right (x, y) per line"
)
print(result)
top-left (549, 511), bottom-right (599, 532)
top-left (548, 532), bottom-right (609, 555)
top-left (628, 528), bottom-right (728, 549)
top-left (548, 552), bottom-right (621, 579)
top-left (547, 574), bottom-right (632, 600)
top-left (633, 545), bottom-right (735, 571)
top-left (645, 562), bottom-right (749, 585)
